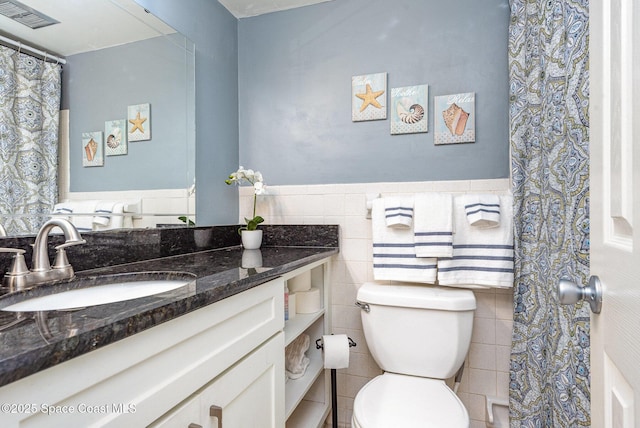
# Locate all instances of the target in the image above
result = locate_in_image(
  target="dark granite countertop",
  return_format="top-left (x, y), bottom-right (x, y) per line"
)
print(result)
top-left (0, 245), bottom-right (338, 388)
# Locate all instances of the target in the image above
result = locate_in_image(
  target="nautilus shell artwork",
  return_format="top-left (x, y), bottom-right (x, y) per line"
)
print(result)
top-left (397, 103), bottom-right (425, 124)
top-left (105, 119), bottom-right (128, 156)
top-left (390, 84), bottom-right (429, 134)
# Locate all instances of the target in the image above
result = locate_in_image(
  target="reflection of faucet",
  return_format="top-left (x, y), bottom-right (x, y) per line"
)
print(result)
top-left (0, 224), bottom-right (6, 237)
top-left (0, 219), bottom-right (86, 292)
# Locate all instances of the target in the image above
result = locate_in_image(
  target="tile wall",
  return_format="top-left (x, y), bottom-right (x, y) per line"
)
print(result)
top-left (240, 178), bottom-right (513, 428)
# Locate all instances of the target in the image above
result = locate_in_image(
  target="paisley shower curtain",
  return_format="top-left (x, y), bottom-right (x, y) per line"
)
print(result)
top-left (508, 0), bottom-right (590, 426)
top-left (0, 45), bottom-right (62, 235)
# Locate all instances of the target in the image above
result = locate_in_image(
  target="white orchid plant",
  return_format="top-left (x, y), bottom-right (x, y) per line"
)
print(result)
top-left (225, 166), bottom-right (266, 233)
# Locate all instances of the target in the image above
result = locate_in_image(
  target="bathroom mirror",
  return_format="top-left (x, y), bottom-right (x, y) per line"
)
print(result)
top-left (0, 0), bottom-right (196, 236)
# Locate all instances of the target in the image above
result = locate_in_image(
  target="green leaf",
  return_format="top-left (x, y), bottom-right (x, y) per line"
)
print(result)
top-left (178, 216), bottom-right (195, 226)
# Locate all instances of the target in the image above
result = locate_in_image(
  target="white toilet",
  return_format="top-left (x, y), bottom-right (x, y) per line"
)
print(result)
top-left (352, 282), bottom-right (476, 428)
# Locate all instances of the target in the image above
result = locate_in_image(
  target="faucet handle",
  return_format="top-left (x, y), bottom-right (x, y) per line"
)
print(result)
top-left (54, 239), bottom-right (86, 251)
top-left (0, 248), bottom-right (29, 276)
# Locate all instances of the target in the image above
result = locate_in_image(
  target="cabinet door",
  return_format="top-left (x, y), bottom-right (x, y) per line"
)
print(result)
top-left (200, 331), bottom-right (284, 428)
top-left (151, 332), bottom-right (284, 428)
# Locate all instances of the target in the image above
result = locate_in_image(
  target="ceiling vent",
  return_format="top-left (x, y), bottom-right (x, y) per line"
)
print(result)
top-left (0, 0), bottom-right (58, 29)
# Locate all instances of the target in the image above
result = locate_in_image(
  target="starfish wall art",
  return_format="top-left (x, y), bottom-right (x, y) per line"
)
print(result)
top-left (128, 103), bottom-right (151, 141)
top-left (352, 73), bottom-right (387, 121)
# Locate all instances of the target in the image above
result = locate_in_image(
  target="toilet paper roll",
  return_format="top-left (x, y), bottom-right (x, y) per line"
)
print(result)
top-left (295, 287), bottom-right (321, 314)
top-left (288, 271), bottom-right (311, 292)
top-left (288, 293), bottom-right (297, 320)
top-left (322, 334), bottom-right (350, 369)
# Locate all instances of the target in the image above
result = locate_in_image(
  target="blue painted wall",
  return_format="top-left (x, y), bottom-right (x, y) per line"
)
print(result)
top-left (238, 0), bottom-right (511, 185)
top-left (63, 35), bottom-right (193, 192)
top-left (137, 0), bottom-right (510, 223)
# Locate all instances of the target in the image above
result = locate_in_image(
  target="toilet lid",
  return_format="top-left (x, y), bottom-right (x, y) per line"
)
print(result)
top-left (352, 373), bottom-right (468, 428)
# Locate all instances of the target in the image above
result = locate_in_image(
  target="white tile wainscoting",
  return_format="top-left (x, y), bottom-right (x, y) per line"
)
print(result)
top-left (239, 178), bottom-right (513, 428)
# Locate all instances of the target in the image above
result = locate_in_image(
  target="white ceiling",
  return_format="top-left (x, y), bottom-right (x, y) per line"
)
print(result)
top-left (0, 0), bottom-right (330, 58)
top-left (0, 0), bottom-right (175, 56)
top-left (217, 0), bottom-right (333, 18)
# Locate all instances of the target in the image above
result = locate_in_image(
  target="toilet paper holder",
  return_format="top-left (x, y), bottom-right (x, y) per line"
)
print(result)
top-left (315, 336), bottom-right (357, 350)
top-left (316, 335), bottom-right (356, 428)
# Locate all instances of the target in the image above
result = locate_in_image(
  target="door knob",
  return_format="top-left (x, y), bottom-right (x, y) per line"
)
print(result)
top-left (557, 275), bottom-right (602, 314)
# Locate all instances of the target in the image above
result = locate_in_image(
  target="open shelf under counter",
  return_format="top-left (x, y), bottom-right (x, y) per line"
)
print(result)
top-left (285, 347), bottom-right (324, 419)
top-left (284, 309), bottom-right (325, 346)
top-left (286, 398), bottom-right (331, 428)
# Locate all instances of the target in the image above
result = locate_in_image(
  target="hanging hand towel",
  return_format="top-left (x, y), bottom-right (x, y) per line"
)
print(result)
top-left (413, 192), bottom-right (454, 258)
top-left (384, 196), bottom-right (414, 228)
top-left (462, 194), bottom-right (501, 228)
top-left (437, 194), bottom-right (514, 289)
top-left (92, 202), bottom-right (126, 230)
top-left (52, 203), bottom-right (73, 220)
top-left (93, 201), bottom-right (116, 226)
top-left (372, 198), bottom-right (437, 283)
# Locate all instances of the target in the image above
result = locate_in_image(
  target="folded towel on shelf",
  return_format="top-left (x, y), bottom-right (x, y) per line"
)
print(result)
top-left (384, 196), bottom-right (414, 228)
top-left (413, 192), bottom-right (454, 258)
top-left (285, 334), bottom-right (311, 380)
top-left (462, 194), bottom-right (501, 228)
top-left (437, 194), bottom-right (514, 289)
top-left (372, 198), bottom-right (437, 283)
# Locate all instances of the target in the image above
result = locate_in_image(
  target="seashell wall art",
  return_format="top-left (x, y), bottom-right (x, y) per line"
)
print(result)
top-left (82, 131), bottom-right (104, 167)
top-left (104, 119), bottom-right (128, 156)
top-left (390, 84), bottom-right (429, 135)
top-left (434, 92), bottom-right (475, 145)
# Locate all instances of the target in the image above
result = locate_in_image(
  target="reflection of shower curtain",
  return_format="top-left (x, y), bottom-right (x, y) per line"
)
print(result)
top-left (0, 45), bottom-right (61, 235)
top-left (508, 1), bottom-right (590, 426)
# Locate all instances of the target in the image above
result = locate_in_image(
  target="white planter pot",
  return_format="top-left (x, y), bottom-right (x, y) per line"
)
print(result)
top-left (241, 230), bottom-right (263, 250)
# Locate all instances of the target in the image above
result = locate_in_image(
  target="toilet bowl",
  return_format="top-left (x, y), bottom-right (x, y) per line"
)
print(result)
top-left (352, 282), bottom-right (476, 427)
top-left (352, 373), bottom-right (468, 428)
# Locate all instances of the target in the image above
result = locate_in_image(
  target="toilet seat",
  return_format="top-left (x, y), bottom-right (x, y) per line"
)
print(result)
top-left (352, 373), bottom-right (468, 428)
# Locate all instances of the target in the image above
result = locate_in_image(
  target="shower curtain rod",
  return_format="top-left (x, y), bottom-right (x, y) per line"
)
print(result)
top-left (0, 34), bottom-right (66, 64)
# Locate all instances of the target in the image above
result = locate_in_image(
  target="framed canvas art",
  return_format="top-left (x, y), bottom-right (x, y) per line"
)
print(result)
top-left (128, 103), bottom-right (151, 141)
top-left (352, 73), bottom-right (387, 121)
top-left (391, 84), bottom-right (428, 135)
top-left (105, 119), bottom-right (127, 156)
top-left (82, 131), bottom-right (104, 167)
top-left (434, 92), bottom-right (475, 145)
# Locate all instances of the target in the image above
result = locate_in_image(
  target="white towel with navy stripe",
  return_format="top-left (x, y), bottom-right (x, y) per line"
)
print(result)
top-left (384, 196), bottom-right (413, 228)
top-left (462, 194), bottom-right (501, 228)
top-left (93, 201), bottom-right (116, 226)
top-left (413, 192), bottom-right (453, 258)
top-left (372, 198), bottom-right (437, 283)
top-left (53, 201), bottom-right (95, 232)
top-left (437, 194), bottom-right (514, 289)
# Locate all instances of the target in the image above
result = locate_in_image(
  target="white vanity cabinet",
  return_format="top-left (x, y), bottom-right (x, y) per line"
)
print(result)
top-left (0, 278), bottom-right (285, 428)
top-left (149, 332), bottom-right (284, 428)
top-left (282, 258), bottom-right (332, 428)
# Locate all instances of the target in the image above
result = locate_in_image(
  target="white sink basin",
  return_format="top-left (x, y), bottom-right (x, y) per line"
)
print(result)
top-left (1, 273), bottom-right (196, 312)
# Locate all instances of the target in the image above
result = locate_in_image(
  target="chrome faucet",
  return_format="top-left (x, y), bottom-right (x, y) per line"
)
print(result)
top-left (0, 224), bottom-right (6, 237)
top-left (0, 219), bottom-right (86, 292)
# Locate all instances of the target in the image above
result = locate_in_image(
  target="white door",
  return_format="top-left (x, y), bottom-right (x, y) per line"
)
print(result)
top-left (589, 0), bottom-right (640, 426)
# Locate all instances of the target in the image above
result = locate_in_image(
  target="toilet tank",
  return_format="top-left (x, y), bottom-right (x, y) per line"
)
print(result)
top-left (357, 282), bottom-right (476, 379)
